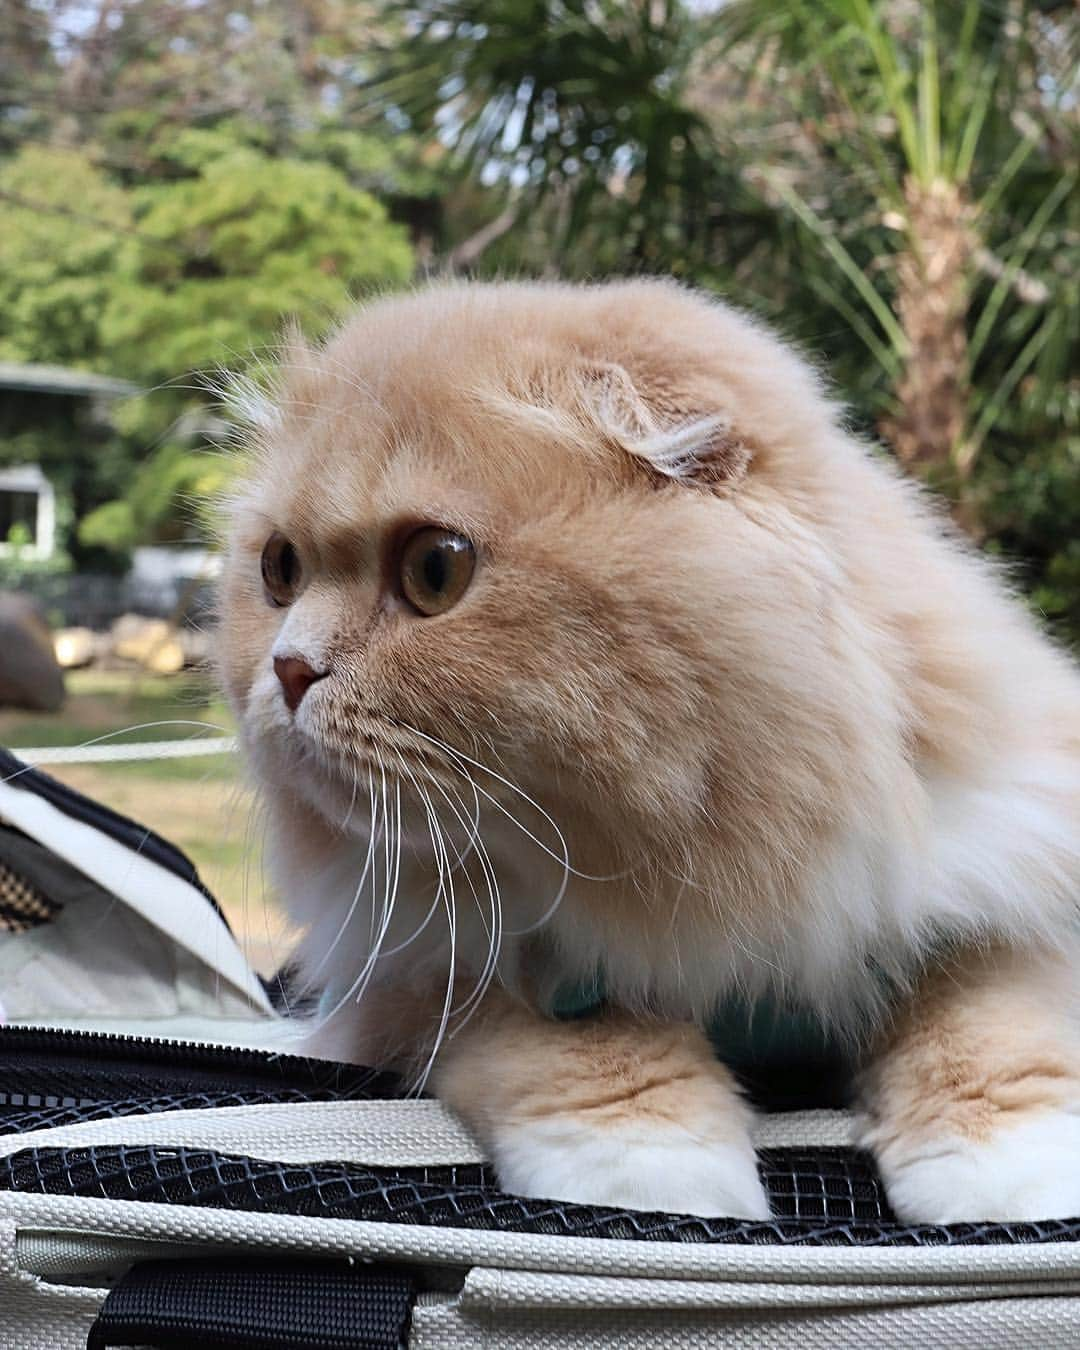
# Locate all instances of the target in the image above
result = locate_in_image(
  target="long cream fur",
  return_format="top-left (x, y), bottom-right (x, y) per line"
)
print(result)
top-left (219, 280), bottom-right (1080, 1222)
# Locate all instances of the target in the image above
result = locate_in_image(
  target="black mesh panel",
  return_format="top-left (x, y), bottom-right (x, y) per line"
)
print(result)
top-left (2, 1144), bottom-right (1077, 1248)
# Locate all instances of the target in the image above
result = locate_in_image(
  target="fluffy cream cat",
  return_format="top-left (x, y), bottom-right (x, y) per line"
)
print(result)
top-left (219, 280), bottom-right (1080, 1223)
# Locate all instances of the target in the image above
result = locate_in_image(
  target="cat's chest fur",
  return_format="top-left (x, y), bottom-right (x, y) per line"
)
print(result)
top-left (280, 749), bottom-right (1080, 1053)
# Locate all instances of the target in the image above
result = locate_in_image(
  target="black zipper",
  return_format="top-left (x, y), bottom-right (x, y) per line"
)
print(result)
top-left (0, 1024), bottom-right (316, 1077)
top-left (0, 1025), bottom-right (402, 1135)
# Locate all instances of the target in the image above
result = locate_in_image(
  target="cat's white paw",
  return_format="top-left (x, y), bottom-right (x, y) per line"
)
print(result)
top-left (878, 1110), bottom-right (1080, 1224)
top-left (490, 1116), bottom-right (770, 1218)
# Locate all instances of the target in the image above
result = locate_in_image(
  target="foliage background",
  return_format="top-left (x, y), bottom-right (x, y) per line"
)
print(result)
top-left (0, 0), bottom-right (1076, 639)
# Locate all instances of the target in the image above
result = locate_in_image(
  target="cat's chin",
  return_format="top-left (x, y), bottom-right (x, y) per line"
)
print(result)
top-left (246, 731), bottom-right (371, 836)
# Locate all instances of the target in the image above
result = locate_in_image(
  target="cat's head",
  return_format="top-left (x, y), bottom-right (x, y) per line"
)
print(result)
top-left (219, 280), bottom-right (899, 1001)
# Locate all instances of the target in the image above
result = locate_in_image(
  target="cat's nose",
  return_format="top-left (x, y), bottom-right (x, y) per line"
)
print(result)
top-left (273, 655), bottom-right (327, 712)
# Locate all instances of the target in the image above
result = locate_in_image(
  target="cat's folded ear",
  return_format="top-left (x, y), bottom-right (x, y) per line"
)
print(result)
top-left (577, 362), bottom-right (752, 489)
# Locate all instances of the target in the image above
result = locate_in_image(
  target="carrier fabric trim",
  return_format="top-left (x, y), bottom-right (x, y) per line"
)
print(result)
top-left (0, 747), bottom-right (227, 926)
top-left (86, 1256), bottom-right (416, 1350)
top-left (0, 759), bottom-right (272, 1014)
top-left (2, 1144), bottom-right (1078, 1249)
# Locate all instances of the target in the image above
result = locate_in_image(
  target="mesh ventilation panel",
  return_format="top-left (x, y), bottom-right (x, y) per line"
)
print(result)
top-left (3, 1144), bottom-right (1078, 1248)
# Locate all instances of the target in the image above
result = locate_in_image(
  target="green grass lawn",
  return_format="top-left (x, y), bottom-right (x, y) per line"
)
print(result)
top-left (0, 669), bottom-right (293, 974)
top-left (0, 667), bottom-right (234, 756)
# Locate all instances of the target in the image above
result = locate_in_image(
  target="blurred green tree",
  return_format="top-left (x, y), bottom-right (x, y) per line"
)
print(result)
top-left (100, 142), bottom-right (413, 387)
top-left (0, 1), bottom-right (425, 563)
top-left (0, 148), bottom-right (142, 545)
top-left (0, 139), bottom-right (413, 563)
top-left (0, 148), bottom-right (133, 370)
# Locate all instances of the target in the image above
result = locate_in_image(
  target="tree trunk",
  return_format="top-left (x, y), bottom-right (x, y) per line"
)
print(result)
top-left (883, 177), bottom-right (977, 485)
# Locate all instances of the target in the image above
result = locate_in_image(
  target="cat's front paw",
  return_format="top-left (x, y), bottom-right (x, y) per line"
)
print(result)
top-left (490, 1115), bottom-right (770, 1218)
top-left (877, 1111), bottom-right (1080, 1224)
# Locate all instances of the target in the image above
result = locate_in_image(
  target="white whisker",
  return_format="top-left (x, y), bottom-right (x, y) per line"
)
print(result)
top-left (393, 723), bottom-right (577, 934)
top-left (398, 720), bottom-right (614, 884)
top-left (412, 776), bottom-right (457, 1096)
top-left (379, 754), bottom-right (447, 958)
top-left (372, 765), bottom-right (391, 948)
top-left (315, 765), bottom-right (398, 1025)
top-left (340, 763), bottom-right (361, 833)
top-left (417, 770), bottom-right (503, 1030)
top-left (302, 769), bottom-right (379, 991)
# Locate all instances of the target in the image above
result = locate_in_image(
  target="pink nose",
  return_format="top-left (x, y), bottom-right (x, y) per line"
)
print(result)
top-left (273, 655), bottom-right (326, 712)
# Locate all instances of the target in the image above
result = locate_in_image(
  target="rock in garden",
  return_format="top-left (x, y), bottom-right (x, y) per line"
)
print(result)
top-left (0, 592), bottom-right (65, 711)
top-left (52, 626), bottom-right (99, 669)
top-left (111, 614), bottom-right (185, 674)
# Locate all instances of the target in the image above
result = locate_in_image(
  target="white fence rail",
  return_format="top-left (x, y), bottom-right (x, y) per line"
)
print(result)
top-left (13, 737), bottom-right (237, 765)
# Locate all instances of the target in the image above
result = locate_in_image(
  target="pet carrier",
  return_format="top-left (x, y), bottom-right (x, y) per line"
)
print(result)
top-left (0, 750), bottom-right (1076, 1349)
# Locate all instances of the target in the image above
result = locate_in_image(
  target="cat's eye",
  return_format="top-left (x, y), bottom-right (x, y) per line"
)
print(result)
top-left (399, 527), bottom-right (476, 617)
top-left (261, 532), bottom-right (302, 608)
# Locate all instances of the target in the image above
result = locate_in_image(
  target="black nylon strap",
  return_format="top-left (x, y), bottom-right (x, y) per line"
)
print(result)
top-left (86, 1257), bottom-right (416, 1350)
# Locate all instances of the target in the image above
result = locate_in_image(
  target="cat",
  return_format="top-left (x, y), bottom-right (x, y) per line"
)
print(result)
top-left (218, 279), bottom-right (1080, 1223)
